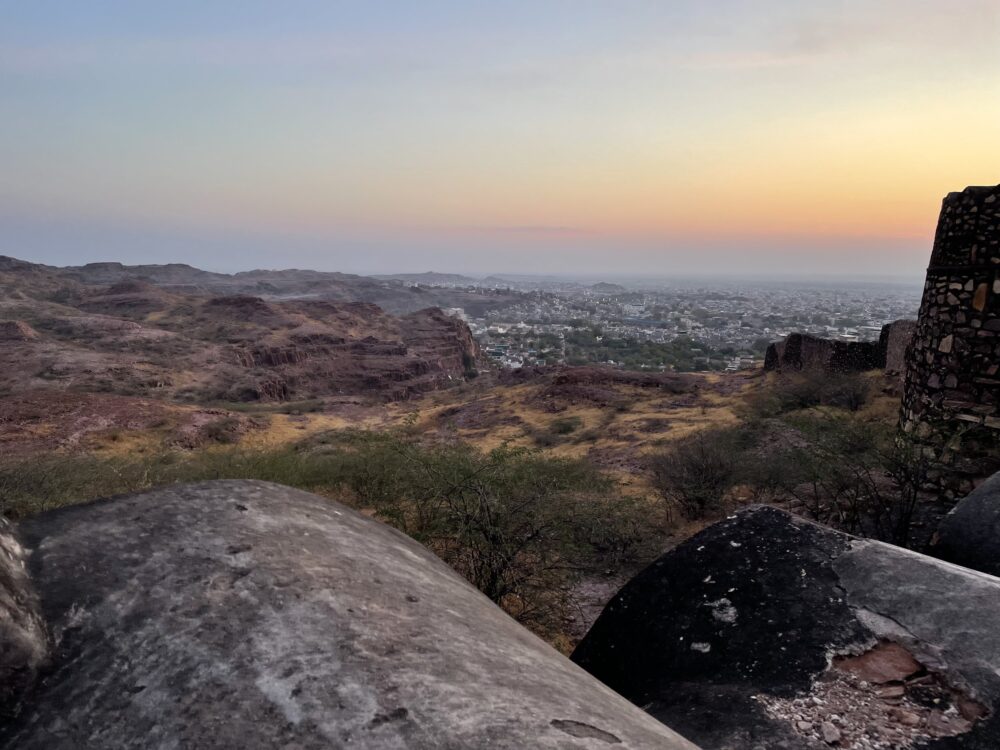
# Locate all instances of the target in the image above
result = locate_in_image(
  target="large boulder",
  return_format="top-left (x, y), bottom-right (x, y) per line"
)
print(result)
top-left (572, 506), bottom-right (1000, 750)
top-left (934, 471), bottom-right (1000, 576)
top-left (0, 518), bottom-right (48, 717)
top-left (0, 480), bottom-right (696, 750)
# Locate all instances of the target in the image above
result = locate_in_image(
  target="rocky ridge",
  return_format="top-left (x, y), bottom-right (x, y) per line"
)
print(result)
top-left (1, 255), bottom-right (521, 316)
top-left (0, 257), bottom-right (481, 404)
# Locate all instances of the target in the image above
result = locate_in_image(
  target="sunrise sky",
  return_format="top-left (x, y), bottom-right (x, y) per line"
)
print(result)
top-left (2, 1), bottom-right (998, 279)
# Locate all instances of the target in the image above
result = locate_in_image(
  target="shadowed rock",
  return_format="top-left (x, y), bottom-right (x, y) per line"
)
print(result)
top-left (935, 471), bottom-right (1000, 577)
top-left (572, 506), bottom-right (1000, 750)
top-left (0, 519), bottom-right (48, 718)
top-left (0, 481), bottom-right (697, 750)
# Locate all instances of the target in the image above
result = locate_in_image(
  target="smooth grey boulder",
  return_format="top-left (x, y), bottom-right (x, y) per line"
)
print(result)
top-left (935, 470), bottom-right (1000, 576)
top-left (0, 480), bottom-right (698, 750)
top-left (572, 506), bottom-right (1000, 750)
top-left (0, 518), bottom-right (48, 716)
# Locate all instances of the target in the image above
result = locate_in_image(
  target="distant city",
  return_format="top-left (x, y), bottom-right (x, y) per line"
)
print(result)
top-left (382, 274), bottom-right (923, 373)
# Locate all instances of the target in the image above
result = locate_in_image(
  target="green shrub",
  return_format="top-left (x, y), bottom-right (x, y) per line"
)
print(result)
top-left (648, 426), bottom-right (752, 518)
top-left (306, 431), bottom-right (649, 628)
top-left (531, 431), bottom-right (560, 448)
top-left (549, 416), bottom-right (582, 435)
top-left (0, 431), bottom-right (658, 638)
top-left (201, 417), bottom-right (243, 444)
top-left (744, 371), bottom-right (870, 417)
top-left (820, 373), bottom-right (871, 412)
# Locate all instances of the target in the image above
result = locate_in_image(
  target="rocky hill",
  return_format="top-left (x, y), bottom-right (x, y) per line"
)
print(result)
top-left (1, 256), bottom-right (520, 316)
top-left (372, 272), bottom-right (481, 286)
top-left (0, 256), bottom-right (481, 404)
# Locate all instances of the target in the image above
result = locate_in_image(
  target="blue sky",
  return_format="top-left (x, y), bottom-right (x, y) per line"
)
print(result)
top-left (1, 1), bottom-right (998, 278)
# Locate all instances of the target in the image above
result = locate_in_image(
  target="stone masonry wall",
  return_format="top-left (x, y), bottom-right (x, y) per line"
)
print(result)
top-left (901, 185), bottom-right (1000, 489)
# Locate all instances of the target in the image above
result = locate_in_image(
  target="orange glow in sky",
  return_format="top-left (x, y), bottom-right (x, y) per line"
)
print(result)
top-left (1, 2), bottom-right (998, 277)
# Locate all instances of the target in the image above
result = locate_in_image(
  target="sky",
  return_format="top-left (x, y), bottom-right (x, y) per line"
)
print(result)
top-left (1, 1), bottom-right (998, 280)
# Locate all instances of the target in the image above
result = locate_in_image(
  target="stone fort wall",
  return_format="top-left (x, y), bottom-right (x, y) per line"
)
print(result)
top-left (901, 185), bottom-right (1000, 488)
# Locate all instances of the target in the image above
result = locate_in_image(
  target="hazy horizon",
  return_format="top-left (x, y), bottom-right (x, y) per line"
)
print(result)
top-left (3, 247), bottom-right (927, 288)
top-left (3, 2), bottom-right (997, 279)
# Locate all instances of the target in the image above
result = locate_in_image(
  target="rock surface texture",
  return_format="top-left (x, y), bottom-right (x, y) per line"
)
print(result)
top-left (0, 321), bottom-right (40, 342)
top-left (0, 480), bottom-right (697, 750)
top-left (935, 470), bottom-right (1000, 577)
top-left (572, 506), bottom-right (1000, 750)
top-left (901, 185), bottom-right (1000, 491)
top-left (0, 518), bottom-right (48, 718)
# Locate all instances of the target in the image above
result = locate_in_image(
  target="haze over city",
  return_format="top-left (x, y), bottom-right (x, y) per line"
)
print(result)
top-left (2, 1), bottom-right (998, 278)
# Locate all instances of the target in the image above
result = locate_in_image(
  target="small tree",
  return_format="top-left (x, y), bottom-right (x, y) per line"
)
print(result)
top-left (868, 433), bottom-right (933, 547)
top-left (320, 431), bottom-right (654, 633)
top-left (648, 427), bottom-right (746, 518)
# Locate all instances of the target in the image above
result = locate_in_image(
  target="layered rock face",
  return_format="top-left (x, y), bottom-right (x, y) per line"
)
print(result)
top-left (0, 255), bottom-right (483, 403)
top-left (901, 185), bottom-right (1000, 481)
top-left (573, 506), bottom-right (1000, 750)
top-left (0, 256), bottom-right (487, 405)
top-left (1, 481), bottom-right (696, 750)
top-left (224, 306), bottom-right (479, 402)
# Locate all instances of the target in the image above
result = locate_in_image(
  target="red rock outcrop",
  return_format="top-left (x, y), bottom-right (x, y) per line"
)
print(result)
top-left (0, 321), bottom-right (40, 342)
top-left (218, 306), bottom-right (479, 402)
top-left (0, 259), bottom-right (483, 404)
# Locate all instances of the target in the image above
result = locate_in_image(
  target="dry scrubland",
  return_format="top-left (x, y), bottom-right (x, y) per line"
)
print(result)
top-left (0, 366), bottom-right (908, 649)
